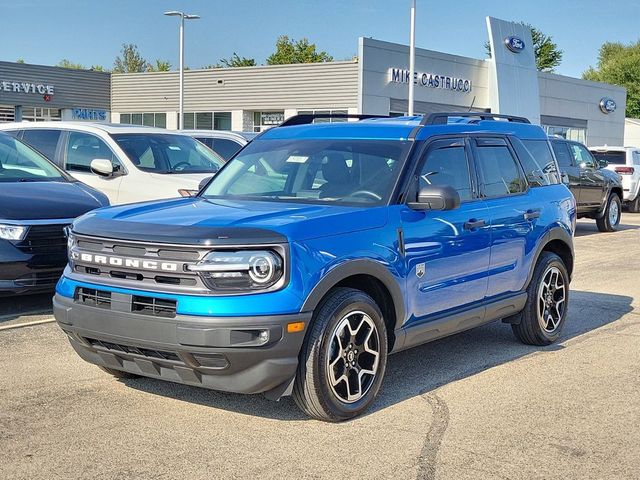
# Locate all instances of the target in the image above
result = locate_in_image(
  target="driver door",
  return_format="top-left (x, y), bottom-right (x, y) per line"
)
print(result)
top-left (63, 130), bottom-right (123, 204)
top-left (401, 137), bottom-right (490, 324)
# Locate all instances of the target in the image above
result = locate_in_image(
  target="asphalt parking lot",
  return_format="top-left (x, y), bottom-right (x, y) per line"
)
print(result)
top-left (1, 216), bottom-right (639, 480)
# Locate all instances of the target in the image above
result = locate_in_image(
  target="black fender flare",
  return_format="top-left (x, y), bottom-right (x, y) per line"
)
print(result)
top-left (524, 226), bottom-right (574, 288)
top-left (300, 259), bottom-right (406, 331)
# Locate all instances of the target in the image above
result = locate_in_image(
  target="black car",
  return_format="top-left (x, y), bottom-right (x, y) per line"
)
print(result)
top-left (549, 138), bottom-right (623, 232)
top-left (0, 132), bottom-right (109, 295)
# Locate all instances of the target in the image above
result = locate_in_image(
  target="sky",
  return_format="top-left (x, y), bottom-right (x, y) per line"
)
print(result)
top-left (1, 0), bottom-right (640, 78)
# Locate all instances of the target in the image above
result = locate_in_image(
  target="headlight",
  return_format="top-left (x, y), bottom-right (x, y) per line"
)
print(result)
top-left (0, 224), bottom-right (28, 241)
top-left (188, 250), bottom-right (284, 291)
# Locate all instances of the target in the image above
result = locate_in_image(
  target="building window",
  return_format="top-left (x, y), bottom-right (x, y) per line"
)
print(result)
top-left (543, 125), bottom-right (586, 144)
top-left (297, 109), bottom-right (348, 123)
top-left (183, 112), bottom-right (232, 130)
top-left (119, 112), bottom-right (167, 128)
top-left (253, 111), bottom-right (285, 132)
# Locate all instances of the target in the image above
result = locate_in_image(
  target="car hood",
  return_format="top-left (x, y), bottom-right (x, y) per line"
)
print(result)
top-left (0, 181), bottom-right (108, 221)
top-left (72, 197), bottom-right (389, 245)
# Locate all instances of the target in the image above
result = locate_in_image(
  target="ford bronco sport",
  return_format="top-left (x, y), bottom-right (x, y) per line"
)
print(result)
top-left (54, 113), bottom-right (576, 421)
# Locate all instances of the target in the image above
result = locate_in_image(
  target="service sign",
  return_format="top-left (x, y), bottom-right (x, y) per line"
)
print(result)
top-left (388, 68), bottom-right (472, 93)
top-left (504, 36), bottom-right (525, 53)
top-left (1, 80), bottom-right (54, 95)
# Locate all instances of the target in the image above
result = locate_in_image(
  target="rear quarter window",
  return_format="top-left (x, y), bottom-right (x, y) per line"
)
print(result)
top-left (515, 138), bottom-right (561, 186)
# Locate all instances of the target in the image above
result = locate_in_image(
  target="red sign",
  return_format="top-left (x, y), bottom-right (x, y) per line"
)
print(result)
top-left (43, 94), bottom-right (52, 102)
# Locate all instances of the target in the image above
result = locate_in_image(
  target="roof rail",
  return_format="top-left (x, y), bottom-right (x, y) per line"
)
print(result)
top-left (278, 113), bottom-right (389, 127)
top-left (421, 112), bottom-right (531, 126)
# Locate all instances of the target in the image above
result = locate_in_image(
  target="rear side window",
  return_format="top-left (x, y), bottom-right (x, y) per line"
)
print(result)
top-left (551, 141), bottom-right (574, 167)
top-left (418, 138), bottom-right (473, 201)
top-left (474, 138), bottom-right (527, 197)
top-left (590, 150), bottom-right (627, 165)
top-left (21, 129), bottom-right (61, 161)
top-left (198, 138), bottom-right (243, 160)
top-left (516, 139), bottom-right (561, 186)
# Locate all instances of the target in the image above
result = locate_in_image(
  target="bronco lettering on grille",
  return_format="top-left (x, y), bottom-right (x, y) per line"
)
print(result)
top-left (72, 251), bottom-right (179, 272)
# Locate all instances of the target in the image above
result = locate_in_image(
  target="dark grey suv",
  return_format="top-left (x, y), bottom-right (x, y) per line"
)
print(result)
top-left (549, 138), bottom-right (623, 232)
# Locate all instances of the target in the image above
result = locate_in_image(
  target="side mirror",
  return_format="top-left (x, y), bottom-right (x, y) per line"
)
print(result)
top-left (198, 176), bottom-right (214, 191)
top-left (90, 159), bottom-right (114, 177)
top-left (408, 185), bottom-right (461, 211)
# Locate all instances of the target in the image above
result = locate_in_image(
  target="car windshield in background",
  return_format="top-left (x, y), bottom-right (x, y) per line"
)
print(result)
top-left (111, 133), bottom-right (225, 174)
top-left (0, 134), bottom-right (67, 182)
top-left (590, 151), bottom-right (626, 165)
top-left (201, 139), bottom-right (411, 206)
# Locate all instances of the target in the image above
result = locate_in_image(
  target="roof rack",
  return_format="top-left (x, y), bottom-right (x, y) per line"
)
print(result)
top-left (278, 113), bottom-right (389, 127)
top-left (421, 112), bottom-right (531, 126)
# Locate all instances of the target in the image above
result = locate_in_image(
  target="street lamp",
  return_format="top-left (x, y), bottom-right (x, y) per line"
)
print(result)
top-left (164, 10), bottom-right (200, 130)
top-left (408, 0), bottom-right (416, 116)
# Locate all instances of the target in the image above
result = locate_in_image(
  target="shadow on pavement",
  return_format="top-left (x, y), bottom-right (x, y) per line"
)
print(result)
top-left (121, 289), bottom-right (633, 421)
top-left (574, 220), bottom-right (639, 237)
top-left (0, 292), bottom-right (54, 324)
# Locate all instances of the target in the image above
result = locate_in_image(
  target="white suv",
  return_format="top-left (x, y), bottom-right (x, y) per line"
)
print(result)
top-left (0, 122), bottom-right (224, 205)
top-left (589, 146), bottom-right (640, 213)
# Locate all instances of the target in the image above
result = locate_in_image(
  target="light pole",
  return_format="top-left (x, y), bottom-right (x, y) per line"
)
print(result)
top-left (164, 10), bottom-right (200, 130)
top-left (408, 0), bottom-right (416, 116)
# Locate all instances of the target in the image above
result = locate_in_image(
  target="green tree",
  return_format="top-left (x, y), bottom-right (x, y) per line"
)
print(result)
top-left (151, 59), bottom-right (171, 72)
top-left (266, 35), bottom-right (333, 65)
top-left (485, 23), bottom-right (563, 72)
top-left (57, 59), bottom-right (86, 70)
top-left (219, 52), bottom-right (256, 67)
top-left (16, 58), bottom-right (25, 64)
top-left (113, 43), bottom-right (148, 73)
top-left (583, 40), bottom-right (640, 117)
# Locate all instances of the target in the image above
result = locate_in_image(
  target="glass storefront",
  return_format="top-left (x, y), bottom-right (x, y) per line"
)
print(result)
top-left (120, 112), bottom-right (166, 128)
top-left (543, 125), bottom-right (587, 143)
top-left (183, 112), bottom-right (232, 130)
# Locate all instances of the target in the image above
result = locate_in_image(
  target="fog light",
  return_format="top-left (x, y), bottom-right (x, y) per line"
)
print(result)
top-left (259, 330), bottom-right (269, 342)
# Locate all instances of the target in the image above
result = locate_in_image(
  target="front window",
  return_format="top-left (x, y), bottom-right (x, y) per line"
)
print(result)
top-left (201, 139), bottom-right (411, 206)
top-left (0, 134), bottom-right (67, 182)
top-left (111, 133), bottom-right (224, 174)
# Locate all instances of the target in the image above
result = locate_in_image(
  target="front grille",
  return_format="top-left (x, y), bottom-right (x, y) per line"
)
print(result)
top-left (16, 224), bottom-right (69, 255)
top-left (70, 234), bottom-right (210, 294)
top-left (15, 271), bottom-right (63, 287)
top-left (85, 337), bottom-right (181, 362)
top-left (131, 295), bottom-right (177, 318)
top-left (75, 287), bottom-right (112, 309)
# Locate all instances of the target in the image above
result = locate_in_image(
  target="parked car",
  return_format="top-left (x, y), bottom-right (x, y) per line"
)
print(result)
top-left (182, 130), bottom-right (257, 160)
top-left (54, 112), bottom-right (575, 421)
top-left (0, 122), bottom-right (225, 205)
top-left (588, 146), bottom-right (640, 213)
top-left (549, 137), bottom-right (623, 232)
top-left (0, 131), bottom-right (108, 296)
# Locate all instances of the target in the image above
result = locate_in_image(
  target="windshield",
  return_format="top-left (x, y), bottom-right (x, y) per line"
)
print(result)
top-left (201, 139), bottom-right (411, 206)
top-left (590, 151), bottom-right (626, 165)
top-left (111, 133), bottom-right (225, 174)
top-left (0, 134), bottom-right (68, 183)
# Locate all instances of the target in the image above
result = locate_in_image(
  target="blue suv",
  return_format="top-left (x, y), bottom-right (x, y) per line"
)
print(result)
top-left (54, 113), bottom-right (576, 421)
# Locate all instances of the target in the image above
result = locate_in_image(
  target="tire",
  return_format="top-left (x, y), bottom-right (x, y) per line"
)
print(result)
top-left (293, 287), bottom-right (388, 422)
top-left (596, 193), bottom-right (622, 232)
top-left (628, 194), bottom-right (640, 213)
top-left (512, 252), bottom-right (569, 346)
top-left (98, 366), bottom-right (140, 379)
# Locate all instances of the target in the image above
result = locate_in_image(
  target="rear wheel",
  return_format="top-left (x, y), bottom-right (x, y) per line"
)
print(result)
top-left (99, 366), bottom-right (140, 379)
top-left (512, 252), bottom-right (569, 346)
top-left (293, 287), bottom-right (388, 422)
top-left (628, 194), bottom-right (640, 213)
top-left (596, 193), bottom-right (621, 232)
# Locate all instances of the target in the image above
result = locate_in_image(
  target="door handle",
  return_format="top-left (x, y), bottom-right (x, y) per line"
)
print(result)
top-left (464, 219), bottom-right (486, 231)
top-left (524, 209), bottom-right (541, 221)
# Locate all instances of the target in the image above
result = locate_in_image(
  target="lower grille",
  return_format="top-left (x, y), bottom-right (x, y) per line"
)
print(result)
top-left (15, 271), bottom-right (63, 287)
top-left (75, 287), bottom-right (112, 309)
top-left (132, 295), bottom-right (177, 318)
top-left (85, 337), bottom-right (181, 362)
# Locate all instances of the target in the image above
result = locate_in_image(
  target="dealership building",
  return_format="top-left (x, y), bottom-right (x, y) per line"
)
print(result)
top-left (0, 17), bottom-right (628, 146)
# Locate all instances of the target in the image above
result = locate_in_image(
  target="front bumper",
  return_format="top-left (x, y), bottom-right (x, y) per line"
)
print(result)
top-left (53, 293), bottom-right (311, 396)
top-left (0, 242), bottom-right (66, 296)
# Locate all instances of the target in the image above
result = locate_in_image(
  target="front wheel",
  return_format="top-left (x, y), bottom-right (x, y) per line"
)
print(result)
top-left (293, 288), bottom-right (388, 422)
top-left (512, 252), bottom-right (569, 346)
top-left (596, 193), bottom-right (621, 232)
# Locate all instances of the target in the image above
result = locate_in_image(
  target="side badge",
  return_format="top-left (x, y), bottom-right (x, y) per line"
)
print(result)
top-left (416, 263), bottom-right (425, 278)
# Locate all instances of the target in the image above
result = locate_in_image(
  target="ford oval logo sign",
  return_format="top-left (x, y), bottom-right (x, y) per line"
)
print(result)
top-left (504, 36), bottom-right (525, 53)
top-left (599, 97), bottom-right (617, 114)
